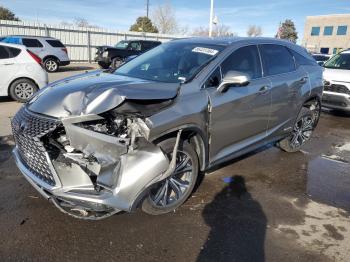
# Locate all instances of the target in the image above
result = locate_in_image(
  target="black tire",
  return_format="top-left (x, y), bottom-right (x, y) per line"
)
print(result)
top-left (111, 57), bottom-right (124, 69)
top-left (98, 61), bottom-right (110, 69)
top-left (44, 58), bottom-right (59, 72)
top-left (9, 78), bottom-right (38, 103)
top-left (142, 138), bottom-right (199, 215)
top-left (278, 107), bottom-right (317, 152)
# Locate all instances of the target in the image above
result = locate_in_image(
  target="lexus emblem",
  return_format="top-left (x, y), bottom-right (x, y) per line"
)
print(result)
top-left (20, 121), bottom-right (28, 132)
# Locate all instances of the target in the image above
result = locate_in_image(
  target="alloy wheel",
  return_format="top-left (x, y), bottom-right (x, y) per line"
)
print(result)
top-left (45, 60), bottom-right (58, 72)
top-left (14, 82), bottom-right (35, 100)
top-left (150, 151), bottom-right (193, 207)
top-left (290, 115), bottom-right (314, 149)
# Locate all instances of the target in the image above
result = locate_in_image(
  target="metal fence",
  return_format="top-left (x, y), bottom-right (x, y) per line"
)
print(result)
top-left (0, 20), bottom-right (182, 62)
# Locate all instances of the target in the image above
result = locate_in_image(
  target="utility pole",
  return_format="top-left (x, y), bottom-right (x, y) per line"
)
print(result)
top-left (209, 0), bottom-right (214, 37)
top-left (146, 0), bottom-right (150, 18)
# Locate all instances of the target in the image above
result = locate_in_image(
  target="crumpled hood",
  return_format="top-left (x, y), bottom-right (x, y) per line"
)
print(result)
top-left (28, 71), bottom-right (179, 118)
top-left (323, 68), bottom-right (350, 83)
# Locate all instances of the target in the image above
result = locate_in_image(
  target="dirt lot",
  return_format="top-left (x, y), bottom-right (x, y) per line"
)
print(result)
top-left (0, 64), bottom-right (349, 262)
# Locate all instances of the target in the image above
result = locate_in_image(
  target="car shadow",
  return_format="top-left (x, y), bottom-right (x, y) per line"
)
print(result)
top-left (197, 175), bottom-right (266, 262)
top-left (322, 109), bottom-right (350, 117)
top-left (56, 65), bottom-right (96, 73)
top-left (0, 97), bottom-right (14, 103)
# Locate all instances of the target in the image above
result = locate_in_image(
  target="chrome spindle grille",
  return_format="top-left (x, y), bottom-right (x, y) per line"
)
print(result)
top-left (11, 107), bottom-right (60, 186)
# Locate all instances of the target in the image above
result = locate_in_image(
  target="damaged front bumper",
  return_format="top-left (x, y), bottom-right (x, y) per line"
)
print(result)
top-left (12, 107), bottom-right (175, 219)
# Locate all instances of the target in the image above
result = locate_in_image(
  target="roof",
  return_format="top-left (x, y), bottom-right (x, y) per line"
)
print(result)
top-left (171, 36), bottom-right (297, 46)
top-left (1, 35), bottom-right (56, 39)
top-left (0, 42), bottom-right (26, 49)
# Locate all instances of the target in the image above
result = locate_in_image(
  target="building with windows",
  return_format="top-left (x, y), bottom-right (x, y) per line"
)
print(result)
top-left (303, 14), bottom-right (350, 54)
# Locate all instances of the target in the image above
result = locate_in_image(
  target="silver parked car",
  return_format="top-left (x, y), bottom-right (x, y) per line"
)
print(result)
top-left (322, 50), bottom-right (350, 111)
top-left (12, 38), bottom-right (323, 219)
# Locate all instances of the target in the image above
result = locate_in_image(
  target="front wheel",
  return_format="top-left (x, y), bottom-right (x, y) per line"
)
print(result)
top-left (278, 104), bottom-right (319, 152)
top-left (142, 138), bottom-right (199, 215)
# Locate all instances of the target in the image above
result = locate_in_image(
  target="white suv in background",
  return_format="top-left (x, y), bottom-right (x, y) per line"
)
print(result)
top-left (322, 50), bottom-right (350, 112)
top-left (0, 42), bottom-right (48, 102)
top-left (0, 35), bottom-right (70, 72)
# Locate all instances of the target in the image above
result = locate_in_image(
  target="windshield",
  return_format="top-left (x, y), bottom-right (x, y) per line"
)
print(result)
top-left (114, 42), bottom-right (224, 83)
top-left (324, 53), bottom-right (350, 70)
top-left (115, 41), bottom-right (129, 49)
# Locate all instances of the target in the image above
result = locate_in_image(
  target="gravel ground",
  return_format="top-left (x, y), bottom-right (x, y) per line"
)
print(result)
top-left (0, 64), bottom-right (349, 262)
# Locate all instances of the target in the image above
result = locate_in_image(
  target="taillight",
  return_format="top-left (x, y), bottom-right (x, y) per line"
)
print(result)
top-left (27, 50), bottom-right (42, 65)
top-left (62, 48), bottom-right (68, 54)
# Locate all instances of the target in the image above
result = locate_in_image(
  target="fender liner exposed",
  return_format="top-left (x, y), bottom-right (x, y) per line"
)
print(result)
top-left (151, 125), bottom-right (208, 171)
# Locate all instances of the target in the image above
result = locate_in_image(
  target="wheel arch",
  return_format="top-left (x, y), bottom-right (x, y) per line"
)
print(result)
top-left (8, 77), bottom-right (39, 96)
top-left (151, 126), bottom-right (208, 172)
top-left (43, 55), bottom-right (60, 63)
top-left (303, 95), bottom-right (321, 108)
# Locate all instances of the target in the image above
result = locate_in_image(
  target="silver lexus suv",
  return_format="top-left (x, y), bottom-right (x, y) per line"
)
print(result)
top-left (12, 38), bottom-right (323, 220)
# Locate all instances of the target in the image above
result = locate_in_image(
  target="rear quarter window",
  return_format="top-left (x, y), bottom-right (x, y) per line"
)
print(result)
top-left (0, 46), bottom-right (11, 59)
top-left (291, 49), bottom-right (318, 66)
top-left (46, 40), bottom-right (65, 48)
top-left (259, 44), bottom-right (295, 76)
top-left (0, 46), bottom-right (21, 59)
top-left (22, 38), bottom-right (44, 48)
top-left (8, 46), bottom-right (21, 57)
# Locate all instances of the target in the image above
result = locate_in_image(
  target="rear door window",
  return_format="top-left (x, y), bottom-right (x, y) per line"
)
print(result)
top-left (221, 45), bottom-right (262, 79)
top-left (22, 38), bottom-right (44, 48)
top-left (259, 44), bottom-right (295, 76)
top-left (46, 40), bottom-right (65, 48)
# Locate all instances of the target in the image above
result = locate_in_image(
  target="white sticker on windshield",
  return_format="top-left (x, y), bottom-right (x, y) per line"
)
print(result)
top-left (192, 47), bottom-right (219, 56)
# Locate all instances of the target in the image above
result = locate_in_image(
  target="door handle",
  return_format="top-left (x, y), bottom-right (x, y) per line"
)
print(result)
top-left (258, 85), bottom-right (269, 94)
top-left (299, 76), bottom-right (308, 83)
top-left (3, 63), bottom-right (14, 66)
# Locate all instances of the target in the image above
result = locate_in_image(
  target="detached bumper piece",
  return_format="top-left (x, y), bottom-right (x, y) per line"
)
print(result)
top-left (12, 107), bottom-right (171, 220)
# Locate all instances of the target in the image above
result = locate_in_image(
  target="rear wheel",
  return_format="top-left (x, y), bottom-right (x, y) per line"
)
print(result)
top-left (142, 138), bottom-right (199, 215)
top-left (44, 58), bottom-right (59, 72)
top-left (278, 101), bottom-right (320, 152)
top-left (9, 79), bottom-right (38, 102)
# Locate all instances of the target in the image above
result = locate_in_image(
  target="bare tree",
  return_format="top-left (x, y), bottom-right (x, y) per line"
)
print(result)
top-left (192, 24), bottom-right (236, 37)
top-left (74, 18), bottom-right (99, 28)
top-left (152, 1), bottom-right (178, 34)
top-left (247, 25), bottom-right (262, 37)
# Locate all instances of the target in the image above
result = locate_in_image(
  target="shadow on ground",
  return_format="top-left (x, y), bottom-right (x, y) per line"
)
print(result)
top-left (322, 109), bottom-right (350, 118)
top-left (56, 65), bottom-right (96, 72)
top-left (0, 97), bottom-right (14, 103)
top-left (197, 175), bottom-right (266, 262)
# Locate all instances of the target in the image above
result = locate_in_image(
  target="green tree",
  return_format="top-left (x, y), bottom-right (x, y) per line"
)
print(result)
top-left (276, 19), bottom-right (298, 43)
top-left (130, 16), bottom-right (158, 33)
top-left (0, 6), bottom-right (20, 21)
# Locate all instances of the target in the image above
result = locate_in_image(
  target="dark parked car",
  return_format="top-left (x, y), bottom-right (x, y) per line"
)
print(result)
top-left (312, 53), bottom-right (331, 66)
top-left (12, 37), bottom-right (323, 220)
top-left (95, 39), bottom-right (161, 69)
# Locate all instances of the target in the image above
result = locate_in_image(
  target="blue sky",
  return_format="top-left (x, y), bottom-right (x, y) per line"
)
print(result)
top-left (1, 0), bottom-right (350, 40)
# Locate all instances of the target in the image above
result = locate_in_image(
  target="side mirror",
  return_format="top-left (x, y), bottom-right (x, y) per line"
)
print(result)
top-left (217, 71), bottom-right (251, 93)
